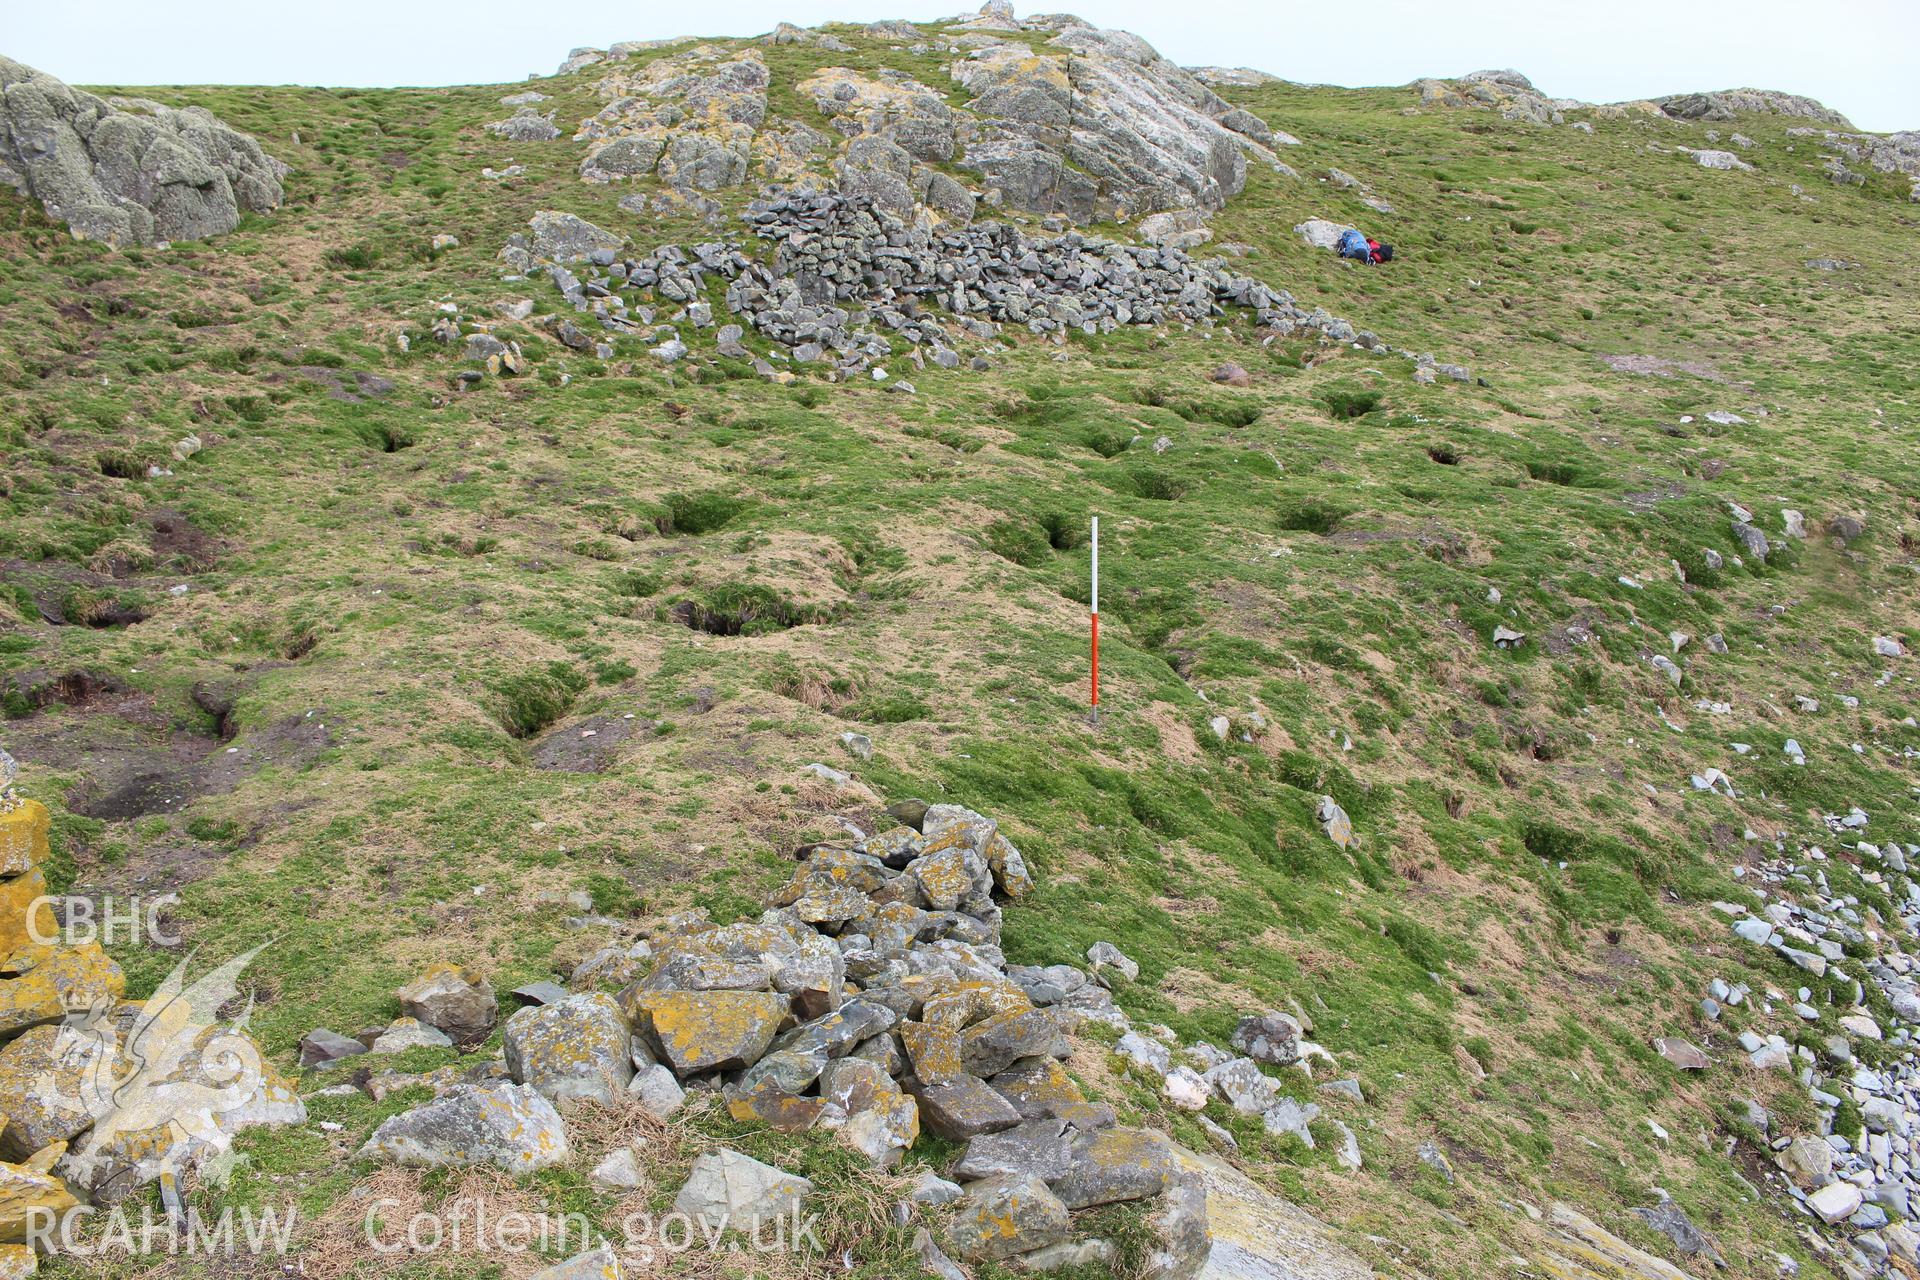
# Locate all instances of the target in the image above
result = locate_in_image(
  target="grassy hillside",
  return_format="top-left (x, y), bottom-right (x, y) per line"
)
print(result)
top-left (2, 19), bottom-right (1918, 1279)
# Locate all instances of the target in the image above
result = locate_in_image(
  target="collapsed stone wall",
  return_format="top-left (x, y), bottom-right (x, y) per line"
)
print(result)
top-left (499, 193), bottom-right (1416, 388)
top-left (348, 796), bottom-right (1383, 1274)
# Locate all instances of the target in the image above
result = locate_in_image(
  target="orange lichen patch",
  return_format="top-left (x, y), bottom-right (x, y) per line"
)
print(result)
top-left (985, 831), bottom-right (1034, 899)
top-left (0, 802), bottom-right (49, 878)
top-left (909, 845), bottom-right (974, 911)
top-left (0, 1157), bottom-right (77, 1243)
top-left (919, 979), bottom-right (1031, 1029)
top-left (633, 989), bottom-right (786, 1074)
top-left (899, 1021), bottom-right (964, 1085)
top-left (0, 943), bottom-right (124, 1039)
top-left (727, 1082), bottom-right (828, 1133)
top-left (0, 868), bottom-right (56, 960)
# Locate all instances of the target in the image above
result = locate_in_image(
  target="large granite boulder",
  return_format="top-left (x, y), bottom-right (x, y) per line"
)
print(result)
top-left (948, 19), bottom-right (1277, 222)
top-left (0, 57), bottom-right (285, 247)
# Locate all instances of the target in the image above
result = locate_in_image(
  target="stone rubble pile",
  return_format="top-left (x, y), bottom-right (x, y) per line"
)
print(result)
top-left (350, 797), bottom-right (1374, 1274)
top-left (1707, 825), bottom-right (1920, 1276)
top-left (500, 193), bottom-right (1426, 387)
top-left (0, 793), bottom-right (304, 1267)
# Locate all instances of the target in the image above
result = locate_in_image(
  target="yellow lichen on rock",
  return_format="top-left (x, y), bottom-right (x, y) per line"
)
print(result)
top-left (0, 944), bottom-right (124, 1040)
top-left (0, 804), bottom-right (49, 880)
top-left (0, 870), bottom-right (55, 961)
top-left (0, 1158), bottom-right (76, 1244)
top-left (635, 990), bottom-right (787, 1074)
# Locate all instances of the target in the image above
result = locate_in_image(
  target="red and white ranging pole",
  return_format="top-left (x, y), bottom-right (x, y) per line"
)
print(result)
top-left (1090, 516), bottom-right (1099, 725)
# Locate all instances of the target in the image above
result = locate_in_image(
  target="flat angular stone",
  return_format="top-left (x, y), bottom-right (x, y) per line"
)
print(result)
top-left (503, 993), bottom-right (633, 1104)
top-left (299, 1027), bottom-right (368, 1068)
top-left (903, 1072), bottom-right (1023, 1140)
top-left (0, 1023), bottom-right (120, 1160)
top-left (632, 990), bottom-right (788, 1076)
top-left (948, 1173), bottom-right (1071, 1262)
top-left (962, 1008), bottom-right (1066, 1078)
top-left (396, 963), bottom-right (497, 1044)
top-left (989, 1057), bottom-right (1085, 1120)
top-left (1051, 1126), bottom-right (1175, 1208)
top-left (358, 1083), bottom-right (569, 1171)
top-left (673, 1149), bottom-right (811, 1234)
top-left (0, 942), bottom-right (124, 1039)
top-left (901, 1020), bottom-right (965, 1085)
top-left (954, 1117), bottom-right (1077, 1181)
top-left (1653, 1037), bottom-right (1708, 1071)
top-left (774, 997), bottom-right (894, 1060)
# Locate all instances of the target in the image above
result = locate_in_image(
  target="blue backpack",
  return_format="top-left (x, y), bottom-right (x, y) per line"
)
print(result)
top-left (1336, 229), bottom-right (1369, 260)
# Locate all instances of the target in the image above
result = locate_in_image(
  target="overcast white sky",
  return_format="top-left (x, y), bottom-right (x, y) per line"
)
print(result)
top-left (8, 0), bottom-right (1916, 133)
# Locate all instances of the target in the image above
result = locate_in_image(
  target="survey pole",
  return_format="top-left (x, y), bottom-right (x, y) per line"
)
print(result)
top-left (1090, 516), bottom-right (1099, 726)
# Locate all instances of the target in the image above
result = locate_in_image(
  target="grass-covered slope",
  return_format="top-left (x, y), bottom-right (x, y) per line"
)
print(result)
top-left (1, 18), bottom-right (1918, 1279)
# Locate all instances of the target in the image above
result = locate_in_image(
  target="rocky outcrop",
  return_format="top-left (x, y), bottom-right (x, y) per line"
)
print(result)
top-left (554, 5), bottom-right (1295, 228)
top-left (0, 57), bottom-right (286, 247)
top-left (950, 16), bottom-right (1286, 222)
top-left (575, 46), bottom-right (770, 189)
top-left (1414, 69), bottom-right (1581, 126)
top-left (1787, 126), bottom-right (1920, 199)
top-left (1656, 88), bottom-right (1851, 127)
top-left (1188, 67), bottom-right (1281, 88)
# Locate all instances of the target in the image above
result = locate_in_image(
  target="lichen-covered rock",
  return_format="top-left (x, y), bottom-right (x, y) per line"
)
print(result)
top-left (954, 1116), bottom-right (1080, 1182)
top-left (1141, 1170), bottom-right (1210, 1280)
top-left (59, 1005), bottom-right (306, 1203)
top-left (631, 989), bottom-right (788, 1075)
top-left (990, 1056), bottom-right (1085, 1120)
top-left (0, 943), bottom-right (124, 1039)
top-left (963, 1008), bottom-right (1067, 1078)
top-left (366, 1017), bottom-right (453, 1054)
top-left (0, 1158), bottom-right (77, 1244)
top-left (487, 108), bottom-right (560, 141)
top-left (949, 22), bottom-right (1275, 223)
top-left (673, 1148), bottom-right (811, 1233)
top-left (1656, 89), bottom-right (1851, 126)
top-left (1230, 1011), bottom-right (1301, 1066)
top-left (1415, 70), bottom-right (1567, 126)
top-left (948, 1172), bottom-right (1072, 1262)
top-left (503, 993), bottom-right (633, 1104)
top-left (820, 1057), bottom-right (920, 1166)
top-left (0, 57), bottom-right (286, 247)
top-left (1170, 1144), bottom-right (1372, 1279)
top-left (901, 1020), bottom-right (965, 1085)
top-left (0, 866), bottom-right (56, 960)
top-left (800, 66), bottom-right (964, 163)
top-left (574, 48), bottom-right (768, 195)
top-left (527, 210), bottom-right (623, 264)
top-left (396, 963), bottom-right (497, 1044)
top-left (0, 1024), bottom-right (120, 1160)
top-left (904, 1072), bottom-right (1023, 1139)
top-left (358, 1083), bottom-right (569, 1171)
top-left (528, 1244), bottom-right (622, 1280)
top-left (1049, 1126), bottom-right (1174, 1208)
top-left (0, 801), bottom-right (49, 878)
